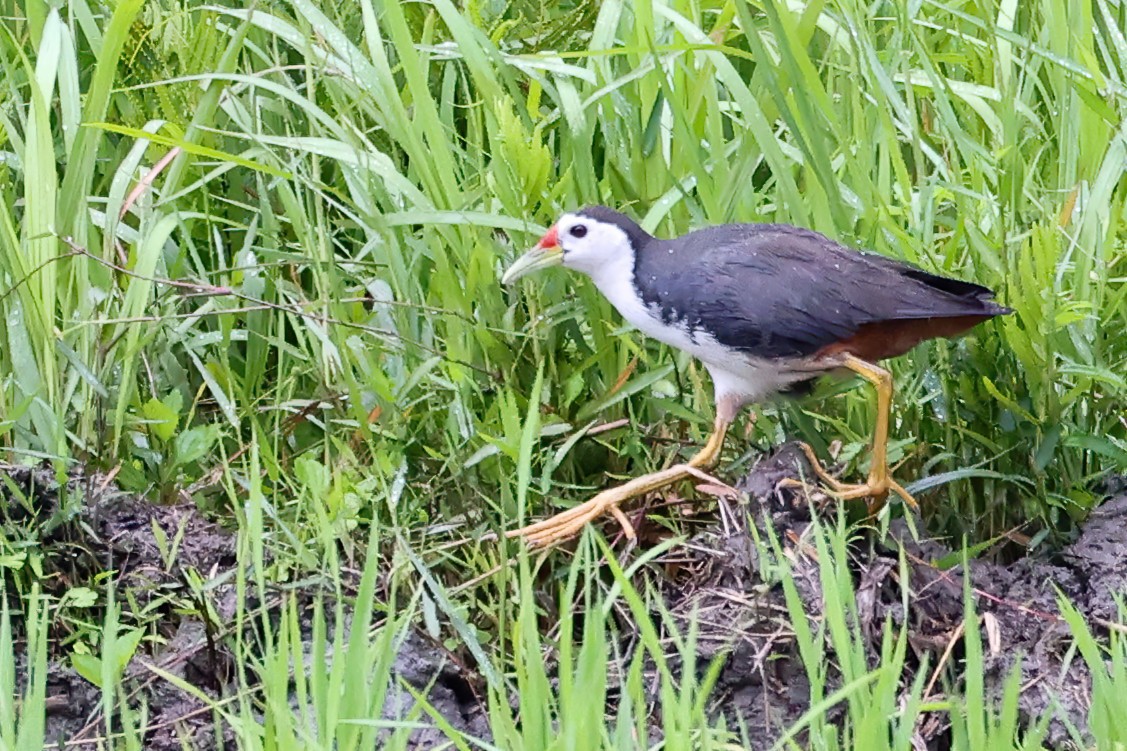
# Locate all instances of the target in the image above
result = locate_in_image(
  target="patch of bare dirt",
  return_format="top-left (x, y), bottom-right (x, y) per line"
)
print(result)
top-left (643, 443), bottom-right (1125, 749)
top-left (2, 462), bottom-right (240, 749)
top-left (1, 462), bottom-right (487, 750)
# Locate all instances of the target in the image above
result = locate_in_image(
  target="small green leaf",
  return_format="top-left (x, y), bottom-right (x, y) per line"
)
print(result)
top-left (1034, 425), bottom-right (1061, 472)
top-left (173, 426), bottom-right (217, 467)
top-left (64, 587), bottom-right (98, 608)
top-left (70, 652), bottom-right (102, 686)
top-left (642, 89), bottom-right (665, 157)
top-left (294, 456), bottom-right (331, 497)
top-left (0, 552), bottom-right (27, 570)
top-left (931, 536), bottom-right (1002, 570)
top-left (142, 395), bottom-right (180, 443)
top-left (112, 628), bottom-right (145, 676)
top-left (980, 376), bottom-right (1038, 425)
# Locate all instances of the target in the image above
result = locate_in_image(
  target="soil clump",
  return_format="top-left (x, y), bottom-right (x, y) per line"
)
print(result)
top-left (650, 444), bottom-right (1123, 749)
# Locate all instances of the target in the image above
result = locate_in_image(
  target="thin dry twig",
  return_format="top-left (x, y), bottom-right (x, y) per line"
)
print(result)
top-left (120, 147), bottom-right (182, 220)
top-left (922, 619), bottom-right (967, 702)
top-left (59, 236), bottom-right (498, 378)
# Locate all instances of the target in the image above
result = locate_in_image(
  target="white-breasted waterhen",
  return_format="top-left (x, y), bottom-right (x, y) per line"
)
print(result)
top-left (502, 206), bottom-right (1010, 547)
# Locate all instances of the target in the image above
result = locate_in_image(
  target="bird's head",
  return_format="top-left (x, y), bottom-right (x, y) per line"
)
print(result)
top-left (502, 207), bottom-right (650, 285)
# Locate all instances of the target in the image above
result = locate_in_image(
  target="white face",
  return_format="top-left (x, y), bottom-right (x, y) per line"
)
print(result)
top-left (556, 213), bottom-right (635, 277)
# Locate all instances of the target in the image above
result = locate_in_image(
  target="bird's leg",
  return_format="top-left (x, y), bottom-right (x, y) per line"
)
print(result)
top-left (787, 354), bottom-right (918, 514)
top-left (506, 415), bottom-right (732, 548)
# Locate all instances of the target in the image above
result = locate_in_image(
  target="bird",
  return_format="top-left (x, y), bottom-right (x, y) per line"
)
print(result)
top-left (501, 206), bottom-right (1011, 547)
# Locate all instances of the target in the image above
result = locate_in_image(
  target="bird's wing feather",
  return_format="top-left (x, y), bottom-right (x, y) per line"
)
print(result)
top-left (634, 224), bottom-right (1007, 360)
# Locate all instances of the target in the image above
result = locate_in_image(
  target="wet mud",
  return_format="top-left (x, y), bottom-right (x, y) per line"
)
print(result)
top-left (649, 444), bottom-right (1125, 749)
top-left (4, 447), bottom-right (1124, 749)
top-left (1, 463), bottom-right (484, 750)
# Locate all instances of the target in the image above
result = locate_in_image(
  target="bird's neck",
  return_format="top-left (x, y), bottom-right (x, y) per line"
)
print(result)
top-left (585, 250), bottom-right (653, 329)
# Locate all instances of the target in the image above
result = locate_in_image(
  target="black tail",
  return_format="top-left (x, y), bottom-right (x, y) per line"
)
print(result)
top-left (901, 268), bottom-right (1012, 316)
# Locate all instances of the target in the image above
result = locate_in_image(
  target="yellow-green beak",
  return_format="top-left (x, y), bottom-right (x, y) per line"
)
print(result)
top-left (501, 225), bottom-right (562, 285)
top-left (501, 245), bottom-right (563, 285)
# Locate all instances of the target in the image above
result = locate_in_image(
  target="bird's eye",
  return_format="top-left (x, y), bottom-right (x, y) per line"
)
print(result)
top-left (569, 224), bottom-right (588, 239)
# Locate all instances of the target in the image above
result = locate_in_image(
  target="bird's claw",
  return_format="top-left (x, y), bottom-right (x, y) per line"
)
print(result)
top-left (504, 460), bottom-right (726, 548)
top-left (505, 484), bottom-right (637, 548)
top-left (780, 442), bottom-right (918, 514)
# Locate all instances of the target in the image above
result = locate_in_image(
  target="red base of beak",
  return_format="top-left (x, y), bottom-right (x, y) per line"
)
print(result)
top-left (538, 224), bottom-right (559, 249)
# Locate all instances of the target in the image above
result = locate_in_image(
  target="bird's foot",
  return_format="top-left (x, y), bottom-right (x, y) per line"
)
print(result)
top-left (504, 487), bottom-right (635, 548)
top-left (780, 442), bottom-right (918, 515)
top-left (506, 463), bottom-right (720, 548)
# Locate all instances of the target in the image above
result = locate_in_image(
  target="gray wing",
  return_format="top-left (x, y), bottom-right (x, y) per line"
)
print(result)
top-left (633, 224), bottom-right (1007, 360)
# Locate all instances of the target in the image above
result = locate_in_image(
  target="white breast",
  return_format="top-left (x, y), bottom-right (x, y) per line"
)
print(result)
top-left (587, 260), bottom-right (809, 405)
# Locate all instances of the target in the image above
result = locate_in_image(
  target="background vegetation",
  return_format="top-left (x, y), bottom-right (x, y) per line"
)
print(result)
top-left (0, 0), bottom-right (1125, 748)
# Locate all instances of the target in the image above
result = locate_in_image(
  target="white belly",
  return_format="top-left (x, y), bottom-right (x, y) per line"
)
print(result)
top-left (590, 270), bottom-right (809, 403)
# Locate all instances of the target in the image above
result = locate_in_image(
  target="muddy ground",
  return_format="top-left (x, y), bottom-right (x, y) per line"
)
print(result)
top-left (654, 444), bottom-right (1126, 749)
top-left (3, 447), bottom-right (1124, 749)
top-left (1, 463), bottom-right (489, 750)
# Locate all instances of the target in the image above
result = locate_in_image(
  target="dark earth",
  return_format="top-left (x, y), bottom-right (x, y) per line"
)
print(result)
top-left (654, 445), bottom-right (1126, 749)
top-left (3, 448), bottom-right (1124, 749)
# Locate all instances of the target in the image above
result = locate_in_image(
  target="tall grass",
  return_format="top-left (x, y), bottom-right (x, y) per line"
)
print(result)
top-left (0, 0), bottom-right (1124, 748)
top-left (0, 585), bottom-right (49, 751)
top-left (0, 0), bottom-right (1122, 541)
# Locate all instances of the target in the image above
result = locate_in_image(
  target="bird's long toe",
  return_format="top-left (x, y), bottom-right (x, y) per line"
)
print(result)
top-left (781, 472), bottom-right (918, 515)
top-left (506, 485), bottom-right (636, 547)
top-left (815, 473), bottom-right (917, 512)
top-left (793, 442), bottom-right (849, 491)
